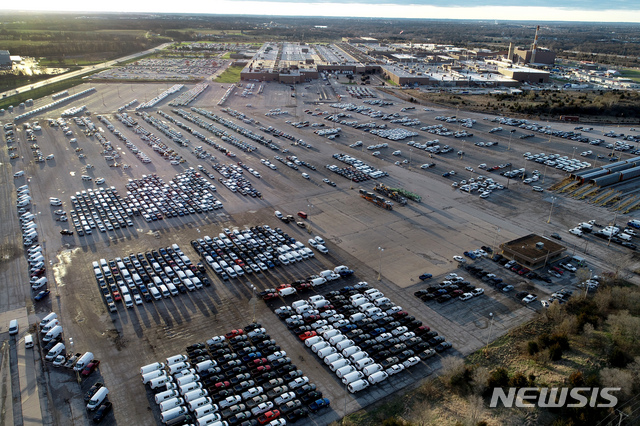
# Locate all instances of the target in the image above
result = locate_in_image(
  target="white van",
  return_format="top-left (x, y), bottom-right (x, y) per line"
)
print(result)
top-left (349, 313), bottom-right (365, 322)
top-left (349, 351), bottom-right (369, 363)
top-left (149, 375), bottom-right (173, 390)
top-left (278, 287), bottom-right (297, 297)
top-left (188, 396), bottom-right (212, 411)
top-left (31, 277), bottom-right (48, 291)
top-left (358, 303), bottom-right (375, 312)
top-left (184, 389), bottom-right (208, 403)
top-left (194, 403), bottom-right (219, 419)
top-left (87, 387), bottom-right (109, 410)
top-left (179, 381), bottom-right (202, 395)
top-left (362, 363), bottom-right (383, 377)
top-left (175, 374), bottom-right (199, 387)
top-left (310, 277), bottom-right (327, 287)
top-left (336, 339), bottom-right (355, 351)
top-left (304, 336), bottom-right (322, 347)
top-left (142, 370), bottom-right (166, 384)
top-left (291, 300), bottom-right (308, 309)
top-left (74, 352), bottom-right (93, 371)
top-left (195, 360), bottom-right (216, 373)
top-left (41, 319), bottom-right (60, 334)
top-left (24, 334), bottom-right (34, 349)
top-left (45, 342), bottom-right (65, 361)
top-left (168, 362), bottom-right (190, 375)
top-left (197, 413), bottom-right (223, 426)
top-left (317, 346), bottom-right (336, 359)
top-left (39, 313), bottom-right (57, 328)
top-left (140, 362), bottom-right (165, 376)
top-left (312, 300), bottom-right (329, 309)
top-left (342, 346), bottom-right (360, 358)
top-left (342, 371), bottom-right (365, 385)
top-left (329, 358), bottom-right (350, 372)
top-left (368, 371), bottom-right (389, 385)
top-left (43, 325), bottom-right (63, 342)
top-left (160, 406), bottom-right (187, 424)
top-left (159, 397), bottom-right (184, 412)
top-left (374, 297), bottom-right (390, 307)
top-left (355, 357), bottom-right (375, 371)
top-left (348, 379), bottom-right (370, 393)
top-left (352, 298), bottom-right (368, 308)
top-left (155, 389), bottom-right (179, 405)
top-left (167, 354), bottom-right (188, 366)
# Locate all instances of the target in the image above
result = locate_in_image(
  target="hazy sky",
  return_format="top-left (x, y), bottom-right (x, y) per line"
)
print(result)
top-left (3, 0), bottom-right (640, 22)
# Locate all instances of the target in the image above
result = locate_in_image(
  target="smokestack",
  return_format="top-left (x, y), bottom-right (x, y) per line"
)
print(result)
top-left (531, 25), bottom-right (540, 64)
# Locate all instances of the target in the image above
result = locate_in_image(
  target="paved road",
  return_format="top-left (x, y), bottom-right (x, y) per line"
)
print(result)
top-left (0, 43), bottom-right (173, 102)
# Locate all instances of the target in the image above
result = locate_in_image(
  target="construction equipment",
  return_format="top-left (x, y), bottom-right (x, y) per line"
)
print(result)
top-left (374, 183), bottom-right (407, 205)
top-left (359, 189), bottom-right (393, 210)
top-left (389, 186), bottom-right (421, 203)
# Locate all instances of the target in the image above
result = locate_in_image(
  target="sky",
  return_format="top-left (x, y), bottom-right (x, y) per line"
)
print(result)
top-left (3, 0), bottom-right (640, 23)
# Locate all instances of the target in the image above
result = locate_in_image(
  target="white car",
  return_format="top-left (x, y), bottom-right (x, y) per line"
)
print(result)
top-left (568, 228), bottom-right (583, 237)
top-left (95, 178), bottom-right (105, 185)
top-left (452, 255), bottom-right (465, 263)
top-left (386, 364), bottom-right (405, 376)
top-left (308, 239), bottom-right (319, 248)
top-left (522, 294), bottom-right (538, 304)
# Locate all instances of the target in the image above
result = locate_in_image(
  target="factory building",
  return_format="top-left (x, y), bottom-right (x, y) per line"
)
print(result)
top-left (500, 234), bottom-right (566, 270)
top-left (0, 50), bottom-right (11, 68)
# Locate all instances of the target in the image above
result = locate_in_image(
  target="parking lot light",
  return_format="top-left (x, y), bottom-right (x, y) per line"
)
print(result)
top-left (485, 313), bottom-right (494, 355)
top-left (547, 196), bottom-right (557, 224)
top-left (377, 247), bottom-right (384, 281)
top-left (250, 285), bottom-right (257, 323)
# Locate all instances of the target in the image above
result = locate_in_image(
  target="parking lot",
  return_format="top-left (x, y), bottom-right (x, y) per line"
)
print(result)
top-left (1, 78), bottom-right (639, 426)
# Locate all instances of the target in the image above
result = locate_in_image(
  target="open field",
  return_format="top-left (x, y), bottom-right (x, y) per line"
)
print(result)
top-left (214, 65), bottom-right (244, 83)
top-left (0, 76), bottom-right (638, 426)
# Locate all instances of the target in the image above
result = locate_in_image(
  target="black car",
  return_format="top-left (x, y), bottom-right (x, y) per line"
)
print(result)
top-left (436, 295), bottom-right (452, 303)
top-left (84, 382), bottom-right (104, 402)
top-left (286, 408), bottom-right (309, 423)
top-left (92, 401), bottom-right (112, 423)
top-left (428, 336), bottom-right (446, 346)
top-left (301, 390), bottom-right (323, 404)
top-left (435, 342), bottom-right (452, 352)
top-left (294, 383), bottom-right (316, 397)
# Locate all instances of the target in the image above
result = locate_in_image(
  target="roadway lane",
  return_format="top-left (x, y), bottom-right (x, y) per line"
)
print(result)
top-left (0, 42), bottom-right (173, 101)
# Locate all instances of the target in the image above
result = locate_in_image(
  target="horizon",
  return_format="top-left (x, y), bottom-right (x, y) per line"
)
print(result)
top-left (1, 1), bottom-right (640, 24)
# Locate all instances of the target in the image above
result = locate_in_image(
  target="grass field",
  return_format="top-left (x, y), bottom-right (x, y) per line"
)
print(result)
top-left (0, 74), bottom-right (96, 110)
top-left (221, 52), bottom-right (233, 59)
top-left (214, 65), bottom-right (243, 83)
top-left (620, 68), bottom-right (640, 82)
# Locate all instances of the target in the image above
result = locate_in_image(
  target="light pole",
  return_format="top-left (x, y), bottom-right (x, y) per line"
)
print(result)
top-left (547, 196), bottom-right (557, 223)
top-left (409, 148), bottom-right (413, 165)
top-left (485, 313), bottom-right (494, 354)
top-left (250, 285), bottom-right (257, 323)
top-left (508, 129), bottom-right (515, 151)
top-left (491, 227), bottom-right (500, 255)
top-left (571, 146), bottom-right (577, 160)
top-left (377, 247), bottom-right (384, 281)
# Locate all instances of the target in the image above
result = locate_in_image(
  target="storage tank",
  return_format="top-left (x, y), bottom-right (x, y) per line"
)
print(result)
top-left (619, 165), bottom-right (640, 181)
top-left (591, 173), bottom-right (622, 187)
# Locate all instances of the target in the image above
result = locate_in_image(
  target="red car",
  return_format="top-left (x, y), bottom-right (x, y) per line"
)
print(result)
top-left (112, 291), bottom-right (121, 302)
top-left (318, 304), bottom-right (334, 312)
top-left (258, 410), bottom-right (281, 424)
top-left (214, 381), bottom-right (231, 388)
top-left (253, 365), bottom-right (272, 373)
top-left (298, 331), bottom-right (317, 341)
top-left (262, 292), bottom-right (278, 301)
top-left (225, 329), bottom-right (244, 339)
top-left (295, 283), bottom-right (312, 291)
top-left (253, 357), bottom-right (268, 366)
top-left (81, 360), bottom-right (100, 376)
top-left (277, 283), bottom-right (292, 291)
top-left (30, 268), bottom-right (46, 277)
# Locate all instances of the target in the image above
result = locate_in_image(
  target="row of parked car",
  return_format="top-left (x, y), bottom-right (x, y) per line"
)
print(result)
top-left (142, 324), bottom-right (329, 426)
top-left (16, 182), bottom-right (53, 302)
top-left (192, 226), bottom-right (319, 281)
top-left (68, 186), bottom-right (134, 236)
top-left (275, 284), bottom-right (450, 394)
top-left (414, 271), bottom-right (486, 303)
top-left (93, 243), bottom-right (211, 313)
top-left (123, 170), bottom-right (223, 223)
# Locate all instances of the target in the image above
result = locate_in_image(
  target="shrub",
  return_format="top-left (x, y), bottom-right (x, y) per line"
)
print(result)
top-left (527, 341), bottom-right (540, 355)
top-left (549, 343), bottom-right (563, 361)
top-left (508, 372), bottom-right (529, 388)
top-left (608, 346), bottom-right (631, 368)
top-left (568, 371), bottom-right (585, 387)
top-left (487, 367), bottom-right (510, 389)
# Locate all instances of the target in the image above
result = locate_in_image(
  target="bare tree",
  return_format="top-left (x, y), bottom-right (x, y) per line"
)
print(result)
top-left (466, 394), bottom-right (485, 426)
